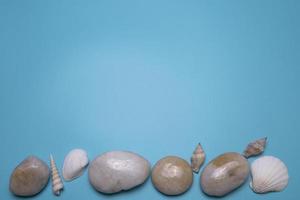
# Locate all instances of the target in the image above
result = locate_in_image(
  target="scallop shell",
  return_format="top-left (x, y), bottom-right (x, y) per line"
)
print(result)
top-left (250, 156), bottom-right (289, 193)
top-left (190, 143), bottom-right (205, 173)
top-left (50, 154), bottom-right (63, 196)
top-left (62, 149), bottom-right (89, 181)
top-left (243, 137), bottom-right (267, 158)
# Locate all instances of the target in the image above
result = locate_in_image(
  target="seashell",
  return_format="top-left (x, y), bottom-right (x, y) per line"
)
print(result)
top-left (243, 137), bottom-right (267, 158)
top-left (50, 154), bottom-right (64, 196)
top-left (200, 152), bottom-right (249, 197)
top-left (62, 149), bottom-right (89, 181)
top-left (190, 143), bottom-right (205, 173)
top-left (250, 156), bottom-right (289, 193)
top-left (9, 156), bottom-right (50, 197)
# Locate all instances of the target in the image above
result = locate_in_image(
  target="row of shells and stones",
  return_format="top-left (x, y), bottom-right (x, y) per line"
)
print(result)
top-left (9, 137), bottom-right (289, 197)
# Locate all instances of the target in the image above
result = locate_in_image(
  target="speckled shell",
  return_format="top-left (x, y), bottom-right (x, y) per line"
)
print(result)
top-left (243, 137), bottom-right (267, 158)
top-left (191, 143), bottom-right (205, 173)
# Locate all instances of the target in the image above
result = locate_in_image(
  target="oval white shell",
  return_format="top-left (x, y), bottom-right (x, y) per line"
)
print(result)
top-left (250, 156), bottom-right (289, 193)
top-left (62, 149), bottom-right (89, 181)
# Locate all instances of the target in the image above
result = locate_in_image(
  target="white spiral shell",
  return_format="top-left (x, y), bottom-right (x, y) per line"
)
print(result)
top-left (50, 154), bottom-right (64, 196)
top-left (250, 156), bottom-right (289, 193)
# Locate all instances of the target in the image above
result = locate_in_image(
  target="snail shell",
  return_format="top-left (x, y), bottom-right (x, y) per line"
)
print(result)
top-left (243, 137), bottom-right (267, 158)
top-left (190, 143), bottom-right (205, 173)
top-left (50, 154), bottom-right (63, 196)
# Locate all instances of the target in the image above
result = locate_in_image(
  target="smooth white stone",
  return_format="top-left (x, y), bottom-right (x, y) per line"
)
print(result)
top-left (88, 151), bottom-right (151, 194)
top-left (62, 149), bottom-right (89, 181)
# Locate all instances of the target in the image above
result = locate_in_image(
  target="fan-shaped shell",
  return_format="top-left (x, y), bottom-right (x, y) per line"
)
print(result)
top-left (250, 156), bottom-right (289, 193)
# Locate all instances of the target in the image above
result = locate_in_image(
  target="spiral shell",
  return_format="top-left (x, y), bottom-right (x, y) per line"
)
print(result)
top-left (250, 156), bottom-right (289, 193)
top-left (50, 154), bottom-right (64, 196)
top-left (243, 137), bottom-right (267, 158)
top-left (190, 143), bottom-right (205, 173)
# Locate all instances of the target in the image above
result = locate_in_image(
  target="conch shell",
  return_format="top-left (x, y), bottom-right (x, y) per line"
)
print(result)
top-left (191, 143), bottom-right (205, 173)
top-left (243, 137), bottom-right (267, 158)
top-left (50, 154), bottom-right (64, 196)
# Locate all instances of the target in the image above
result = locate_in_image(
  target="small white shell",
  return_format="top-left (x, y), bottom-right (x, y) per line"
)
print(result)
top-left (190, 143), bottom-right (205, 173)
top-left (62, 149), bottom-right (89, 181)
top-left (50, 154), bottom-right (63, 196)
top-left (250, 156), bottom-right (289, 193)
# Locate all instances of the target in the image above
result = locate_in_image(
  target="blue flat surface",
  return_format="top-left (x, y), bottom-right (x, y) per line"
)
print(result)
top-left (1, 0), bottom-right (299, 199)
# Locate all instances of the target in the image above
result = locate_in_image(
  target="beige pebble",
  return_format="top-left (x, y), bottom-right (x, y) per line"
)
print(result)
top-left (10, 156), bottom-right (50, 197)
top-left (151, 156), bottom-right (193, 195)
top-left (200, 152), bottom-right (249, 197)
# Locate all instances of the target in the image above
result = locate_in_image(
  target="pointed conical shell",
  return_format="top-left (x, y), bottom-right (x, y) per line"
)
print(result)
top-left (243, 137), bottom-right (267, 158)
top-left (250, 156), bottom-right (289, 193)
top-left (190, 143), bottom-right (205, 173)
top-left (50, 154), bottom-right (64, 196)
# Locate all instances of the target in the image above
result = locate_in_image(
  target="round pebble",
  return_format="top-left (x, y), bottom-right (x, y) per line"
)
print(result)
top-left (151, 156), bottom-right (193, 195)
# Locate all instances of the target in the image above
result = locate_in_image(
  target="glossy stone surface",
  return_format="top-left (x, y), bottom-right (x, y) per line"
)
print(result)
top-left (88, 151), bottom-right (151, 194)
top-left (10, 156), bottom-right (50, 197)
top-left (151, 156), bottom-right (193, 195)
top-left (200, 152), bottom-right (249, 197)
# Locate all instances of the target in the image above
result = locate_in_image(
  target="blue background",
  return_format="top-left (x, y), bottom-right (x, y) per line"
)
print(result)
top-left (1, 0), bottom-right (299, 199)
